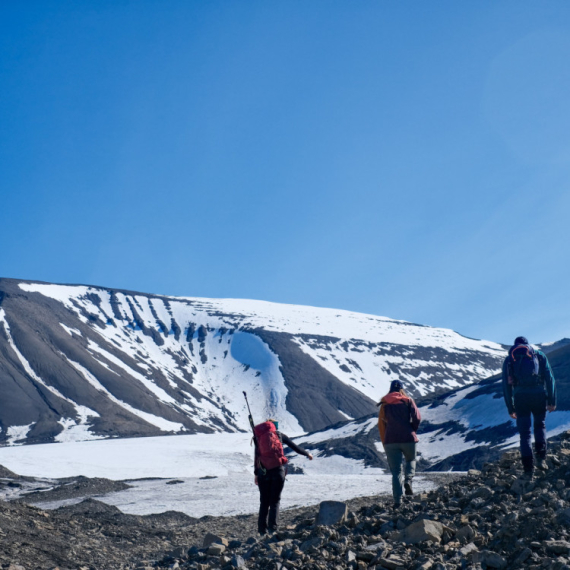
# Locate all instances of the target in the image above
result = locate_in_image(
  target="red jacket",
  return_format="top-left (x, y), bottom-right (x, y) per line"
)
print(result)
top-left (378, 391), bottom-right (421, 445)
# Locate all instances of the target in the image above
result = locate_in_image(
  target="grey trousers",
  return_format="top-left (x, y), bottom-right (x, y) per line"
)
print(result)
top-left (384, 442), bottom-right (417, 503)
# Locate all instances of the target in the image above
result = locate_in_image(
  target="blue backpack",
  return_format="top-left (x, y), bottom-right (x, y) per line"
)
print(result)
top-left (508, 344), bottom-right (541, 387)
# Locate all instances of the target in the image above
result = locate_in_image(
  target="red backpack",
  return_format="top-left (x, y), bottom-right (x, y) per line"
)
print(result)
top-left (253, 421), bottom-right (288, 470)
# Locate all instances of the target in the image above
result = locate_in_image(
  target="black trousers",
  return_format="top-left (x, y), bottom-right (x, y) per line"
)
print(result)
top-left (514, 391), bottom-right (547, 469)
top-left (257, 466), bottom-right (286, 534)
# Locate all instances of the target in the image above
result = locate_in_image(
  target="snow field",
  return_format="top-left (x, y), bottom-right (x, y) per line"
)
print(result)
top-left (0, 433), bottom-right (439, 518)
top-left (47, 472), bottom-right (440, 518)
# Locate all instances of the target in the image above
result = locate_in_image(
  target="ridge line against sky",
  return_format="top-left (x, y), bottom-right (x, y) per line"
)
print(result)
top-left (1, 1), bottom-right (570, 345)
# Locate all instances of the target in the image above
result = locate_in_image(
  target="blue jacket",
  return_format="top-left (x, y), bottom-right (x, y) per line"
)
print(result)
top-left (502, 347), bottom-right (556, 415)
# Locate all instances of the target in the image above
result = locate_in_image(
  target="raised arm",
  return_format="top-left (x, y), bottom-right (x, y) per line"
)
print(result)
top-left (281, 433), bottom-right (313, 459)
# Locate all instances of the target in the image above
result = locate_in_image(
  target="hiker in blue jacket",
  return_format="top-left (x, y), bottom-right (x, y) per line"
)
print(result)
top-left (502, 336), bottom-right (556, 477)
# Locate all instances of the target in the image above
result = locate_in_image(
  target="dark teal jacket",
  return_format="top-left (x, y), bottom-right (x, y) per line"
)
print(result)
top-left (502, 349), bottom-right (556, 415)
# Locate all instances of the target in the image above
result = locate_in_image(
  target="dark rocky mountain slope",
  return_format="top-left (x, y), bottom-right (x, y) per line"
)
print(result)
top-left (0, 278), bottom-right (505, 445)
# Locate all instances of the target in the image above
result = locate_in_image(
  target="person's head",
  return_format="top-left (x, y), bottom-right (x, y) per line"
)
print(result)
top-left (389, 380), bottom-right (403, 393)
top-left (514, 336), bottom-right (529, 346)
top-left (267, 418), bottom-right (279, 430)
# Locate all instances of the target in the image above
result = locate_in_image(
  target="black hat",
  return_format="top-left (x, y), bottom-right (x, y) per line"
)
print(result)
top-left (514, 336), bottom-right (529, 345)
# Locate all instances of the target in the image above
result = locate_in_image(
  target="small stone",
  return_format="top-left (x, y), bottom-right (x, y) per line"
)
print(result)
top-left (356, 550), bottom-right (375, 562)
top-left (376, 555), bottom-right (407, 569)
top-left (471, 486), bottom-right (493, 500)
top-left (472, 550), bottom-right (507, 569)
top-left (231, 554), bottom-right (247, 568)
top-left (203, 532), bottom-right (229, 548)
top-left (346, 550), bottom-right (356, 562)
top-left (459, 542), bottom-right (478, 557)
top-left (208, 543), bottom-right (226, 556)
top-left (300, 536), bottom-right (324, 552)
top-left (513, 548), bottom-right (532, 565)
top-left (545, 540), bottom-right (570, 554)
top-left (456, 525), bottom-right (476, 543)
top-left (387, 530), bottom-right (403, 541)
top-left (365, 540), bottom-right (386, 551)
top-left (168, 546), bottom-right (186, 559)
top-left (559, 509), bottom-right (570, 524)
top-left (512, 477), bottom-right (535, 495)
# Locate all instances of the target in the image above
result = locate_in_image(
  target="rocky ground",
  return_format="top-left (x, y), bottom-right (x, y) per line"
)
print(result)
top-left (155, 431), bottom-right (570, 570)
top-left (0, 470), bottom-right (455, 570)
top-left (4, 434), bottom-right (570, 569)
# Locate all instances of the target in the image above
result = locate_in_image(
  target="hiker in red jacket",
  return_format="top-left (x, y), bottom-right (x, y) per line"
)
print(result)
top-left (378, 380), bottom-right (421, 508)
top-left (253, 419), bottom-right (313, 535)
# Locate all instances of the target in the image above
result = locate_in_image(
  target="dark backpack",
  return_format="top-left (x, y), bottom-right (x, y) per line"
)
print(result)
top-left (508, 344), bottom-right (541, 387)
top-left (254, 421), bottom-right (288, 470)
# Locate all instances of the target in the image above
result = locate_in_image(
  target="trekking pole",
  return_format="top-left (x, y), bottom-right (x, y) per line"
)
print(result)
top-left (243, 391), bottom-right (265, 475)
top-left (243, 391), bottom-right (256, 434)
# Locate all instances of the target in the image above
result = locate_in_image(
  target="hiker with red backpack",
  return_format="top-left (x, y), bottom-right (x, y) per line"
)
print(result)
top-left (253, 419), bottom-right (313, 535)
top-left (378, 379), bottom-right (421, 508)
top-left (502, 336), bottom-right (556, 478)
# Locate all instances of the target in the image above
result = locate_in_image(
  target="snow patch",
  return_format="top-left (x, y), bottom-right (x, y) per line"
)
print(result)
top-left (6, 424), bottom-right (34, 446)
top-left (60, 324), bottom-right (81, 337)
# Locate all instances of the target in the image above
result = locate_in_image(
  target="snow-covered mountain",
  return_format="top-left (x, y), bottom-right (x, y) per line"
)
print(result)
top-left (0, 278), bottom-right (505, 445)
top-left (292, 341), bottom-right (570, 471)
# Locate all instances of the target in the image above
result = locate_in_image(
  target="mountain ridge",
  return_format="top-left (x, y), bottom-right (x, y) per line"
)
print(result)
top-left (0, 277), bottom-right (505, 446)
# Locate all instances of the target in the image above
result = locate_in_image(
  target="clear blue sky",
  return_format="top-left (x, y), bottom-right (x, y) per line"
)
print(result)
top-left (1, 1), bottom-right (570, 345)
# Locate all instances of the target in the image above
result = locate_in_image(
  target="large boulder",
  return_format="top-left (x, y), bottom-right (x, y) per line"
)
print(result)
top-left (402, 519), bottom-right (444, 544)
top-left (315, 501), bottom-right (348, 526)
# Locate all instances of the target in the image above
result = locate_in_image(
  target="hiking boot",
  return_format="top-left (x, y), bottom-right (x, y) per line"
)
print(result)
top-left (393, 501), bottom-right (401, 510)
top-left (521, 455), bottom-right (534, 472)
top-left (404, 481), bottom-right (413, 496)
top-left (522, 470), bottom-right (534, 481)
top-left (536, 457), bottom-right (548, 471)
